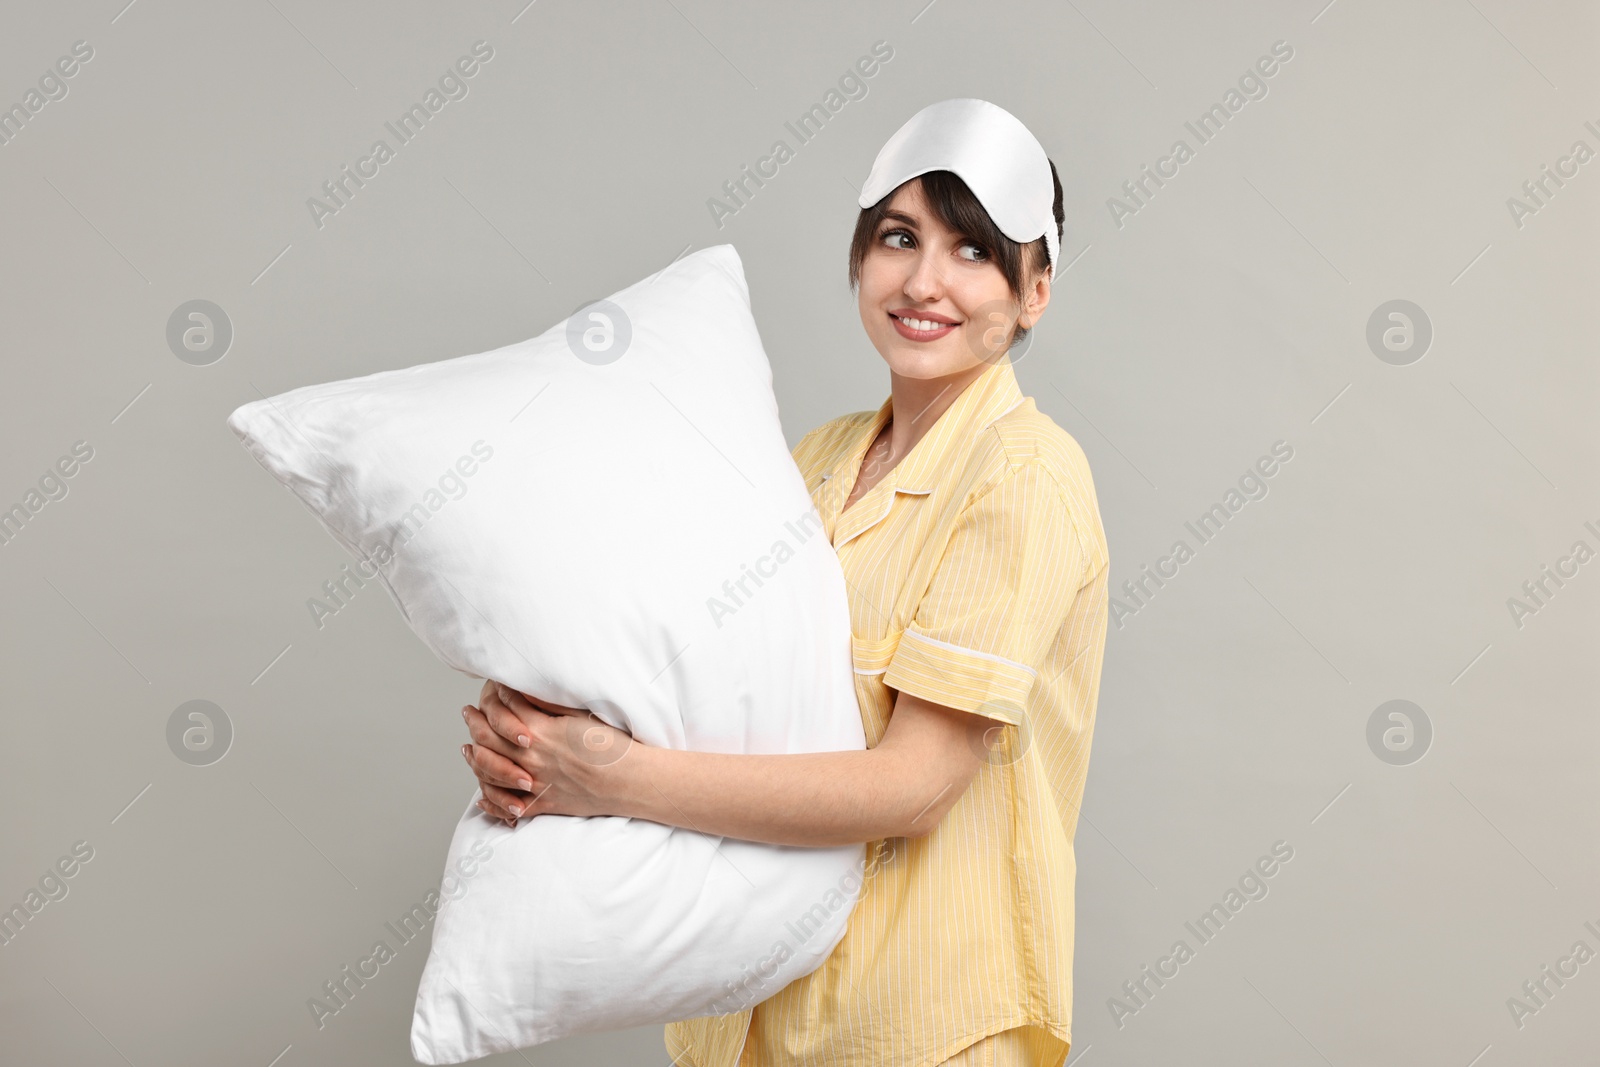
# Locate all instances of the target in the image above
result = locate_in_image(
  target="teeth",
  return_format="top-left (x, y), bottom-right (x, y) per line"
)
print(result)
top-left (896, 315), bottom-right (951, 332)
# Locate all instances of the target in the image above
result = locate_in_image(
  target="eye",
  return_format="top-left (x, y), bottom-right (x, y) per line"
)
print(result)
top-left (879, 227), bottom-right (914, 250)
top-left (957, 240), bottom-right (989, 263)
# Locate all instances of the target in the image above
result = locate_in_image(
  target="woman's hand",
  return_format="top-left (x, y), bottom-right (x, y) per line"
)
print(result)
top-left (461, 680), bottom-right (636, 827)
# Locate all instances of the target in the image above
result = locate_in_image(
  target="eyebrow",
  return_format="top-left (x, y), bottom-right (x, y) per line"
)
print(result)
top-left (878, 210), bottom-right (984, 251)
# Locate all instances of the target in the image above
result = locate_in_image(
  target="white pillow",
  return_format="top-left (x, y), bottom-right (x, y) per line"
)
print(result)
top-left (226, 244), bottom-right (867, 1063)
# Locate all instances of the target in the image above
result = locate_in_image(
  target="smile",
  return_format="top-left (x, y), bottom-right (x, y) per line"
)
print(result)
top-left (889, 313), bottom-right (959, 341)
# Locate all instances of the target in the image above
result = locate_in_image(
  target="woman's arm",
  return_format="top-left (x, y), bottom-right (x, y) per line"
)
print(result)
top-left (462, 683), bottom-right (998, 847)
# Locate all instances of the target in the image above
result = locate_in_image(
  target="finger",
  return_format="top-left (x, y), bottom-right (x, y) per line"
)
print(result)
top-left (480, 688), bottom-right (534, 749)
top-left (480, 780), bottom-right (536, 818)
top-left (499, 683), bottom-right (587, 719)
top-left (476, 794), bottom-right (513, 818)
top-left (463, 704), bottom-right (525, 764)
top-left (480, 684), bottom-right (523, 735)
top-left (475, 796), bottom-right (518, 827)
top-left (463, 739), bottom-right (529, 793)
top-left (461, 741), bottom-right (534, 792)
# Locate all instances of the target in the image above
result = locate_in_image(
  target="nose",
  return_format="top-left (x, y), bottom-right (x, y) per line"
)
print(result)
top-left (902, 246), bottom-right (946, 303)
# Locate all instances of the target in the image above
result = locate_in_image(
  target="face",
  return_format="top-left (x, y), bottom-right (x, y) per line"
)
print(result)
top-left (857, 178), bottom-right (1050, 379)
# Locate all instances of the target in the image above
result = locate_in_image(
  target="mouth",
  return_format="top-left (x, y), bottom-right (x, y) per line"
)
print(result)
top-left (888, 312), bottom-right (960, 342)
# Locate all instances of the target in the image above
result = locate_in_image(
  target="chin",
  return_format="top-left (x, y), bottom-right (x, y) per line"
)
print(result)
top-left (879, 341), bottom-right (984, 380)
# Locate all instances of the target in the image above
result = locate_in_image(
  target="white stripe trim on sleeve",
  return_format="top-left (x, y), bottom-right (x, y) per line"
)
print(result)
top-left (901, 628), bottom-right (1039, 677)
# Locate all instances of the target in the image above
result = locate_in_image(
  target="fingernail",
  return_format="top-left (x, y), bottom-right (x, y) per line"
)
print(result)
top-left (461, 745), bottom-right (472, 761)
top-left (517, 778), bottom-right (532, 791)
top-left (508, 804), bottom-right (523, 817)
top-left (516, 734), bottom-right (530, 747)
top-left (461, 706), bottom-right (470, 721)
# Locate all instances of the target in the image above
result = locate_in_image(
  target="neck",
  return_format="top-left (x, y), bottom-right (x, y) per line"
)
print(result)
top-left (884, 360), bottom-right (994, 461)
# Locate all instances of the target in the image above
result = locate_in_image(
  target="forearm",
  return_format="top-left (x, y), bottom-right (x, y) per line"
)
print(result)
top-left (609, 743), bottom-right (926, 848)
top-left (467, 684), bottom-right (979, 844)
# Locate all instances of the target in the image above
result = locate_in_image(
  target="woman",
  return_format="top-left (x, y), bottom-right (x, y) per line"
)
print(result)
top-left (460, 99), bottom-right (1110, 1067)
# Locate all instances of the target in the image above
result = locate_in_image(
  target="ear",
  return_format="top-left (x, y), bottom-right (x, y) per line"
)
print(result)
top-left (1018, 268), bottom-right (1052, 329)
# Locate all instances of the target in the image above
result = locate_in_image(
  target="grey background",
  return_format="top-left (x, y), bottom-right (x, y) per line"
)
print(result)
top-left (1, 0), bottom-right (1595, 1064)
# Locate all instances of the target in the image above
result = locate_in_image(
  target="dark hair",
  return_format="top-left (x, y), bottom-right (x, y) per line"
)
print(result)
top-left (848, 162), bottom-right (1065, 350)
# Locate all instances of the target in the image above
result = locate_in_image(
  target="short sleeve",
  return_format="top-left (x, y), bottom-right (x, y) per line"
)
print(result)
top-left (882, 462), bottom-right (1087, 725)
